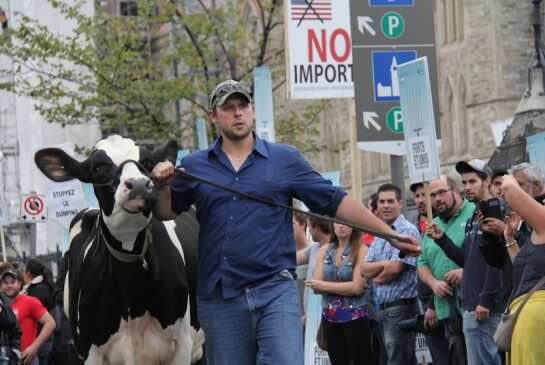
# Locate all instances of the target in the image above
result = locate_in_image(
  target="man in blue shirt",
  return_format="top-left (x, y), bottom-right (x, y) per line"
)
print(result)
top-left (362, 183), bottom-right (420, 365)
top-left (151, 80), bottom-right (419, 365)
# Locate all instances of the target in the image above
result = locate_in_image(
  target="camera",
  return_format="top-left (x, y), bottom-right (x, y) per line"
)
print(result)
top-left (397, 315), bottom-right (430, 334)
top-left (478, 198), bottom-right (505, 220)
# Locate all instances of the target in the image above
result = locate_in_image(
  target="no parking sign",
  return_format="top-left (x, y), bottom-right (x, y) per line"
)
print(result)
top-left (21, 193), bottom-right (47, 222)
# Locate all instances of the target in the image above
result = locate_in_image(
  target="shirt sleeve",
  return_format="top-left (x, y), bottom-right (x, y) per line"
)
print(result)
top-left (28, 297), bottom-right (47, 321)
top-left (170, 157), bottom-right (198, 214)
top-left (285, 147), bottom-right (347, 217)
top-left (390, 222), bottom-right (420, 266)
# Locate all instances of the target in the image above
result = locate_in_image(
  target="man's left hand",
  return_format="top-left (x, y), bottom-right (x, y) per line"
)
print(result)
top-left (475, 305), bottom-right (490, 321)
top-left (390, 234), bottom-right (421, 257)
top-left (444, 269), bottom-right (463, 287)
top-left (481, 218), bottom-right (506, 236)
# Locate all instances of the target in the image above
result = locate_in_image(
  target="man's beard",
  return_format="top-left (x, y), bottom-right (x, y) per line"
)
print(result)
top-left (437, 196), bottom-right (456, 219)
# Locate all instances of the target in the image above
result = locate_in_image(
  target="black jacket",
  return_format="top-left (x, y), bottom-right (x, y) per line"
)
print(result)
top-left (0, 293), bottom-right (21, 364)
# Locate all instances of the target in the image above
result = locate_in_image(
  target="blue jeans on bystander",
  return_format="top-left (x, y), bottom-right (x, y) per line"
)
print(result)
top-left (462, 311), bottom-right (502, 365)
top-left (197, 270), bottom-right (304, 365)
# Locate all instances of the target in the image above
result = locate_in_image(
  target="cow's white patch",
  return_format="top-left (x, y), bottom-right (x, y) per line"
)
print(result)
top-left (163, 220), bottom-right (185, 264)
top-left (85, 310), bottom-right (197, 365)
top-left (95, 135), bottom-right (139, 166)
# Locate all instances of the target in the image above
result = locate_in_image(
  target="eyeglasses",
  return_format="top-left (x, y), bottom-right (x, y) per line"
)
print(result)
top-left (430, 188), bottom-right (452, 199)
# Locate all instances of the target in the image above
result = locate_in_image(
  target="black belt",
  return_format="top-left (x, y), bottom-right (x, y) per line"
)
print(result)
top-left (380, 298), bottom-right (417, 310)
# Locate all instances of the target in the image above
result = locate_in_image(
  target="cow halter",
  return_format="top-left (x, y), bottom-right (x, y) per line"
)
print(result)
top-left (99, 217), bottom-right (152, 269)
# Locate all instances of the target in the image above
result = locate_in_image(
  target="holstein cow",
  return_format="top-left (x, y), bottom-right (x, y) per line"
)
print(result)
top-left (34, 135), bottom-right (204, 365)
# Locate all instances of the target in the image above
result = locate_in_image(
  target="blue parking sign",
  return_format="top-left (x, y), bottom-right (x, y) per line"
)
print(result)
top-left (369, 0), bottom-right (414, 6)
top-left (372, 50), bottom-right (417, 102)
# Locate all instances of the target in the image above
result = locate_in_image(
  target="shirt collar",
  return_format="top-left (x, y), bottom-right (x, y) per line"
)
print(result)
top-left (391, 214), bottom-right (407, 230)
top-left (208, 132), bottom-right (269, 159)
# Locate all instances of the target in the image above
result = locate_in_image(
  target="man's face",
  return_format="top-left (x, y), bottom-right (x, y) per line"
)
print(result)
top-left (490, 175), bottom-right (504, 198)
top-left (1, 276), bottom-right (21, 298)
top-left (513, 171), bottom-right (530, 194)
top-left (209, 95), bottom-right (255, 141)
top-left (412, 187), bottom-right (426, 215)
top-left (377, 191), bottom-right (402, 224)
top-left (430, 178), bottom-right (456, 219)
top-left (292, 217), bottom-right (306, 238)
top-left (461, 172), bottom-right (487, 201)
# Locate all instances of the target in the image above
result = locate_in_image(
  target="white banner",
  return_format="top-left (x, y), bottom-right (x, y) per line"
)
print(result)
top-left (285, 0), bottom-right (353, 99)
top-left (47, 179), bottom-right (87, 229)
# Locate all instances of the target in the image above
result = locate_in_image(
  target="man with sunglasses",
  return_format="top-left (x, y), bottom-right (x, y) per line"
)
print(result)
top-left (150, 79), bottom-right (420, 365)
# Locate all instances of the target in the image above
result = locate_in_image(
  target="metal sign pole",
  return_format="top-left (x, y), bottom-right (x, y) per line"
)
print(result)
top-left (0, 224), bottom-right (7, 262)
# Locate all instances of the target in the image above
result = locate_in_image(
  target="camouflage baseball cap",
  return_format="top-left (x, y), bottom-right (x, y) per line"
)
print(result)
top-left (209, 80), bottom-right (252, 110)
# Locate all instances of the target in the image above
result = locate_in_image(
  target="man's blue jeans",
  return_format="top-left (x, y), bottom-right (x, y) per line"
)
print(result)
top-left (197, 270), bottom-right (304, 365)
top-left (380, 302), bottom-right (417, 365)
top-left (462, 311), bottom-right (502, 365)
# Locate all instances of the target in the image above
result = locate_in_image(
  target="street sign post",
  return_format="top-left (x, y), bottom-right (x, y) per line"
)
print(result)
top-left (349, 0), bottom-right (440, 155)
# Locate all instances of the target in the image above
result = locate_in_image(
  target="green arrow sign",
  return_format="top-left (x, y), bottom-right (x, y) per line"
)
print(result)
top-left (381, 12), bottom-right (405, 39)
top-left (386, 107), bottom-right (404, 133)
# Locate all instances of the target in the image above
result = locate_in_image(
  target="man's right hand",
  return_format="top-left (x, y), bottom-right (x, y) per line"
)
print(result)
top-left (431, 279), bottom-right (452, 298)
top-left (151, 161), bottom-right (176, 189)
top-left (424, 308), bottom-right (439, 329)
top-left (425, 223), bottom-right (444, 241)
top-left (390, 234), bottom-right (421, 257)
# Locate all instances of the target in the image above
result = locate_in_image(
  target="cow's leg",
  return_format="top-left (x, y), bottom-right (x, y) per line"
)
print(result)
top-left (170, 296), bottom-right (204, 365)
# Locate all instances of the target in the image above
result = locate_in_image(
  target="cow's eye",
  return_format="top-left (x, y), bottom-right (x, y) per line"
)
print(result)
top-left (92, 163), bottom-right (114, 183)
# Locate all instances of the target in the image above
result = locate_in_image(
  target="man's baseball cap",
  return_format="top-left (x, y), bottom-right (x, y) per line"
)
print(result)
top-left (409, 182), bottom-right (424, 193)
top-left (455, 159), bottom-right (493, 177)
top-left (0, 269), bottom-right (21, 281)
top-left (209, 80), bottom-right (252, 110)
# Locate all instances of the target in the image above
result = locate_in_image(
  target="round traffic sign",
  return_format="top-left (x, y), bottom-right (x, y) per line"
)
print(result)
top-left (386, 107), bottom-right (404, 133)
top-left (23, 195), bottom-right (44, 216)
top-left (381, 11), bottom-right (405, 39)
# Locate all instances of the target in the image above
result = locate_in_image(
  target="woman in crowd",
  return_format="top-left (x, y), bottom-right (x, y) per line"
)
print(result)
top-left (23, 259), bottom-right (55, 365)
top-left (501, 175), bottom-right (545, 364)
top-left (306, 223), bottom-right (376, 365)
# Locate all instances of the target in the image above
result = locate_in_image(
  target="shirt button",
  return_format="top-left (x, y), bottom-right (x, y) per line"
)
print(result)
top-left (229, 216), bottom-right (234, 220)
top-left (235, 177), bottom-right (239, 182)
top-left (223, 257), bottom-right (228, 261)
top-left (233, 196), bottom-right (237, 201)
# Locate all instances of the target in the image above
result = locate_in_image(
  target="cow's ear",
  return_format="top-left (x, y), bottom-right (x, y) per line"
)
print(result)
top-left (34, 148), bottom-right (84, 182)
top-left (152, 140), bottom-right (178, 165)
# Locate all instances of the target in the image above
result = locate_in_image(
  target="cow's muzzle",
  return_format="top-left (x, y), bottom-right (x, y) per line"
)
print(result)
top-left (122, 177), bottom-right (156, 214)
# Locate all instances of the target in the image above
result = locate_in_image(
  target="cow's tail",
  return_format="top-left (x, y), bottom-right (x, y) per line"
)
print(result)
top-left (190, 327), bottom-right (205, 363)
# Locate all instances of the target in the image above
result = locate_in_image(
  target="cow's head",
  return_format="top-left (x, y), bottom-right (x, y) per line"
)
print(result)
top-left (35, 135), bottom-right (177, 237)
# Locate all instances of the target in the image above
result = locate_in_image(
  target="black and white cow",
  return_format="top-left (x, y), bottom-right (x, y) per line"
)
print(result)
top-left (34, 135), bottom-right (204, 365)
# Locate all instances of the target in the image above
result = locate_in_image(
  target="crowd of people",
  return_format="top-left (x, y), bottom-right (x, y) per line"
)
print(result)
top-left (0, 258), bottom-right (81, 365)
top-left (296, 160), bottom-right (545, 365)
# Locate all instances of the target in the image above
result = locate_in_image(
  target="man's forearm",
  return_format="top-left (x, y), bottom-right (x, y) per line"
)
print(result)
top-left (33, 319), bottom-right (55, 349)
top-left (336, 195), bottom-right (397, 239)
top-left (153, 187), bottom-right (177, 221)
top-left (373, 261), bottom-right (404, 284)
top-left (361, 261), bottom-right (384, 278)
top-left (417, 266), bottom-right (437, 289)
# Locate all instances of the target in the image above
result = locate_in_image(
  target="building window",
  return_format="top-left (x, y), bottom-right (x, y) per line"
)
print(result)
top-left (120, 1), bottom-right (138, 16)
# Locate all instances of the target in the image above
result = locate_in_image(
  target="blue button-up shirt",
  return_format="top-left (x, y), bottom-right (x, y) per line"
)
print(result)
top-left (170, 135), bottom-right (347, 300)
top-left (365, 214), bottom-right (420, 305)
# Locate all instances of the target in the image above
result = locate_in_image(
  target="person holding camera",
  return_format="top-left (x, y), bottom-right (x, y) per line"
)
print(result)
top-left (426, 160), bottom-right (505, 365)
